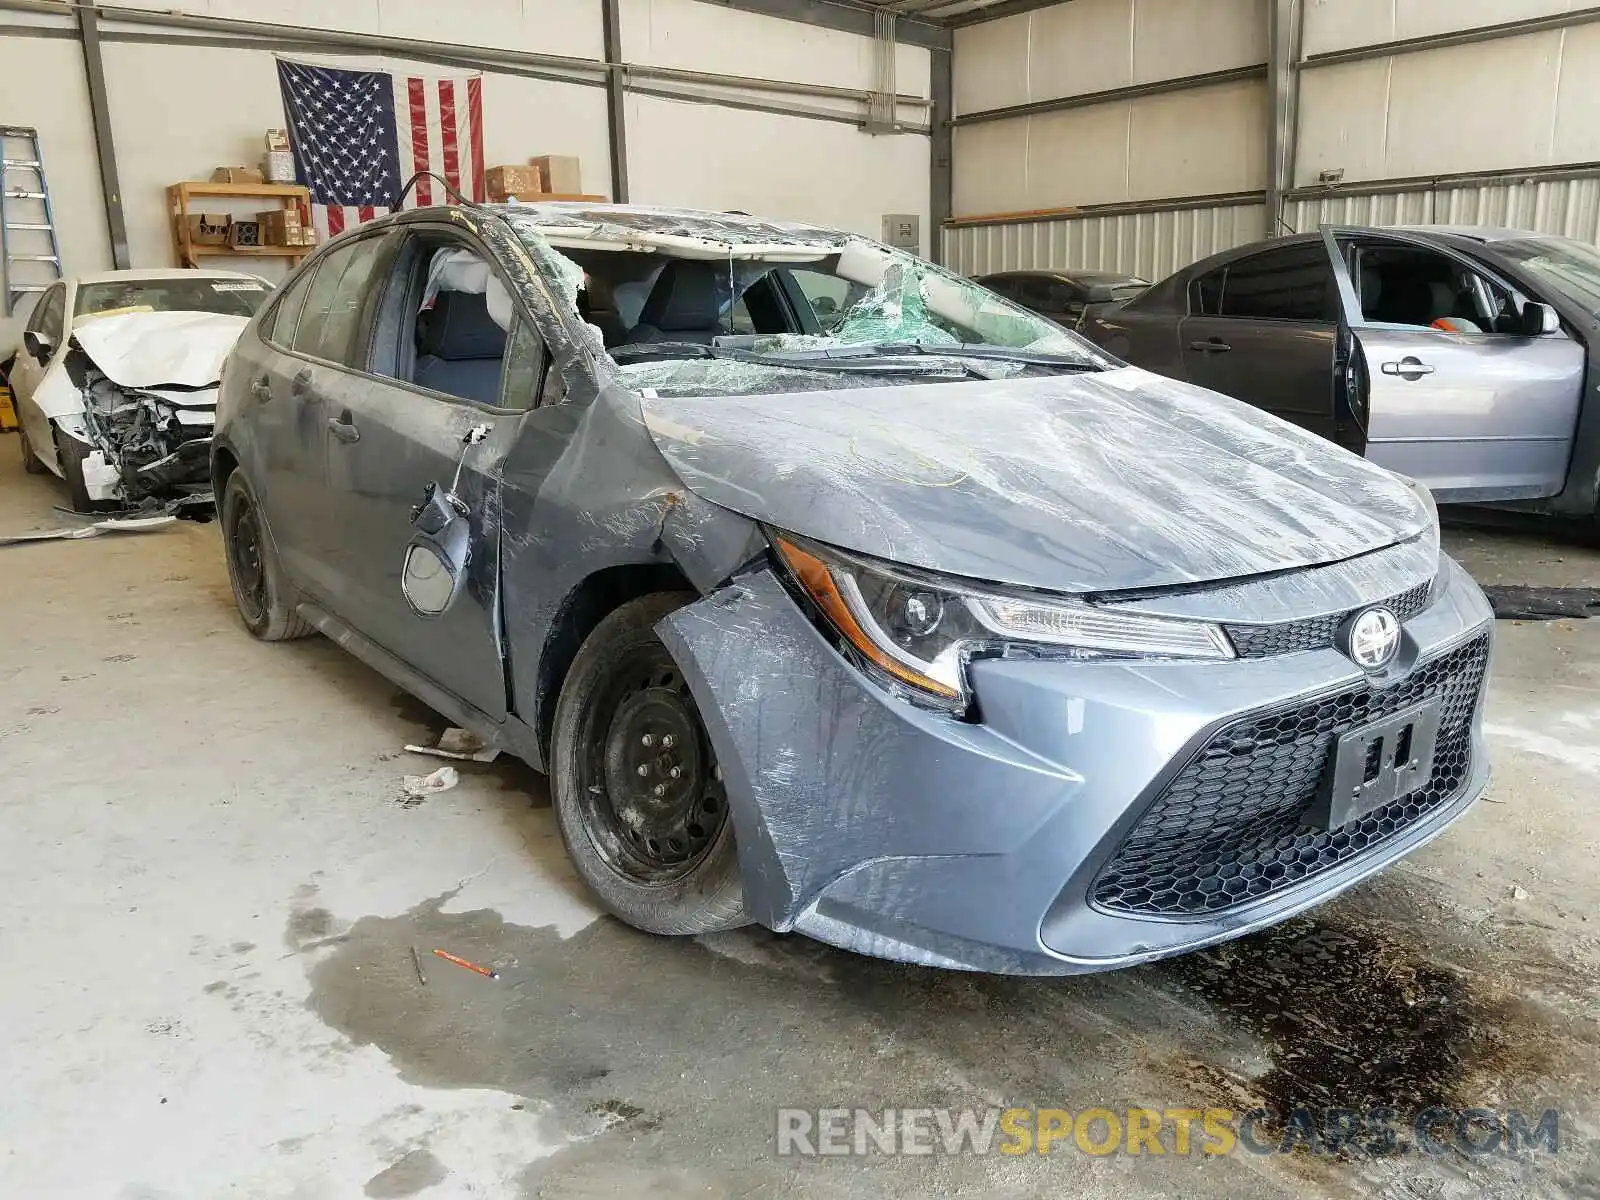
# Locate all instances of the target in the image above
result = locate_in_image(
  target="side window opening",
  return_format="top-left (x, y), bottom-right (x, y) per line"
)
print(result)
top-left (1191, 268), bottom-right (1224, 316)
top-left (29, 284), bottom-right (65, 344)
top-left (1354, 244), bottom-right (1521, 334)
top-left (368, 234), bottom-right (528, 409)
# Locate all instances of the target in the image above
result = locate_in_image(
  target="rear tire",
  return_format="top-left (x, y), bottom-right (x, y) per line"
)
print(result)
top-left (551, 592), bottom-right (747, 936)
top-left (54, 427), bottom-right (115, 512)
top-left (220, 470), bottom-right (314, 642)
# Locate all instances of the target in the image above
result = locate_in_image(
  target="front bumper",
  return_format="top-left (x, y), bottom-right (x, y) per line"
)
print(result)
top-left (658, 556), bottom-right (1494, 976)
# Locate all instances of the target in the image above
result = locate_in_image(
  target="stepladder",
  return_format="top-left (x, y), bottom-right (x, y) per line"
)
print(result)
top-left (1, 125), bottom-right (63, 317)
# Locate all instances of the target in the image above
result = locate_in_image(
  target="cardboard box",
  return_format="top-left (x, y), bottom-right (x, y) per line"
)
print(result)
top-left (485, 164), bottom-right (543, 202)
top-left (183, 213), bottom-right (230, 246)
top-left (261, 150), bottom-right (296, 184)
top-left (228, 220), bottom-right (262, 249)
top-left (211, 166), bottom-right (263, 184)
top-left (285, 226), bottom-right (318, 247)
top-left (531, 155), bottom-right (582, 195)
top-left (264, 128), bottom-right (290, 153)
top-left (257, 208), bottom-right (303, 245)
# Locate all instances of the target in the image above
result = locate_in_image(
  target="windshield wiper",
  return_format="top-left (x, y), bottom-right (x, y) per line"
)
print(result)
top-left (743, 341), bottom-right (1102, 371)
top-left (610, 341), bottom-right (719, 363)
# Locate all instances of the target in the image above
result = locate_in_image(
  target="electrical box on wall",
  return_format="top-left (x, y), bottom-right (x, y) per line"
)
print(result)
top-left (881, 214), bottom-right (919, 252)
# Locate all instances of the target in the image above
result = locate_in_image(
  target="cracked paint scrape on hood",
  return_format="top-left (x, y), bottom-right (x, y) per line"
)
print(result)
top-left (640, 365), bottom-right (1430, 595)
top-left (71, 310), bottom-right (249, 389)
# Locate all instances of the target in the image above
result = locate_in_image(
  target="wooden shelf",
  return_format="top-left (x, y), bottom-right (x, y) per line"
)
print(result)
top-left (185, 245), bottom-right (311, 257)
top-left (167, 179), bottom-right (316, 269)
top-left (173, 181), bottom-right (311, 199)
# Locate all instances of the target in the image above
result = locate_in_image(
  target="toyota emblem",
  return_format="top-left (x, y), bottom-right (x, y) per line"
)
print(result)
top-left (1343, 607), bottom-right (1402, 671)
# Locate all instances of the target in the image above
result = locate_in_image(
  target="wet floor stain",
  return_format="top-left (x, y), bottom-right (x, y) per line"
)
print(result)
top-left (1155, 913), bottom-right (1568, 1117)
top-left (364, 1147), bottom-right (447, 1198)
top-left (297, 889), bottom-right (1597, 1197)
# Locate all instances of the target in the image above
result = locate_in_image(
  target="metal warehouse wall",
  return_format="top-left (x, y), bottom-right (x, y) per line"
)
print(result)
top-left (947, 0), bottom-right (1600, 280)
top-left (945, 0), bottom-right (1268, 276)
top-left (0, 0), bottom-right (934, 345)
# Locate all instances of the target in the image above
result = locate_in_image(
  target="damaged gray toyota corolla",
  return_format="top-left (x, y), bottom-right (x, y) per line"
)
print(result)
top-left (213, 202), bottom-right (1494, 975)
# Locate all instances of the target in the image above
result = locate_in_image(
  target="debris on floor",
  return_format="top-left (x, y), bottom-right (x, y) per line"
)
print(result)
top-left (432, 947), bottom-right (499, 980)
top-left (1481, 585), bottom-right (1600, 620)
top-left (404, 726), bottom-right (499, 763)
top-left (399, 766), bottom-right (459, 806)
top-left (0, 514), bottom-right (176, 547)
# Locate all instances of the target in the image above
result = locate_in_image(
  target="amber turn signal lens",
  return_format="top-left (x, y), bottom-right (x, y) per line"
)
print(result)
top-left (772, 535), bottom-right (962, 700)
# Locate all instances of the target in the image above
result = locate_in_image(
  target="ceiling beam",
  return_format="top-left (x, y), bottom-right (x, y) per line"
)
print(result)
top-left (693, 0), bottom-right (951, 50)
top-left (943, 0), bottom-right (1073, 29)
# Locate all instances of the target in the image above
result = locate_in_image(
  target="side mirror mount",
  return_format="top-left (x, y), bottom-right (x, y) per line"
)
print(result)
top-left (1521, 301), bottom-right (1560, 336)
top-left (402, 483), bottom-right (472, 618)
top-left (399, 422), bottom-right (492, 619)
top-left (23, 330), bottom-right (53, 363)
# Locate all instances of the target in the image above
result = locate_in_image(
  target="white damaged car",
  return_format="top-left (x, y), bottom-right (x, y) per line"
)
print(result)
top-left (3, 269), bottom-right (271, 511)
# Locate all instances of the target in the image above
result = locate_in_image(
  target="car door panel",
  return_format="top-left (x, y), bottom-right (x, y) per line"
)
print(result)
top-left (1179, 314), bottom-right (1339, 438)
top-left (1352, 326), bottom-right (1584, 500)
top-left (325, 378), bottom-right (516, 721)
top-left (1322, 226), bottom-right (1585, 501)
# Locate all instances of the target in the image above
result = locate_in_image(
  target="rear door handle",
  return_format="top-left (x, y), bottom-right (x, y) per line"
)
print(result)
top-left (1188, 339), bottom-right (1232, 353)
top-left (250, 376), bottom-right (273, 403)
top-left (290, 367), bottom-right (314, 400)
top-left (1381, 357), bottom-right (1435, 380)
top-left (327, 411), bottom-right (360, 443)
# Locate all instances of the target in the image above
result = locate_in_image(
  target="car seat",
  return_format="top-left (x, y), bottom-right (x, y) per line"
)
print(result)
top-left (414, 291), bottom-right (507, 404)
top-left (623, 261), bottom-right (724, 344)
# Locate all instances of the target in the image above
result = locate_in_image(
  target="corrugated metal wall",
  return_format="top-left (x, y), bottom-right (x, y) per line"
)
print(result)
top-left (942, 202), bottom-right (1267, 280)
top-left (1285, 175), bottom-right (1600, 242)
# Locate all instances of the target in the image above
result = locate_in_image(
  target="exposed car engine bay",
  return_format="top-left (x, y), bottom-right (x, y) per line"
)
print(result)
top-left (75, 358), bottom-right (217, 505)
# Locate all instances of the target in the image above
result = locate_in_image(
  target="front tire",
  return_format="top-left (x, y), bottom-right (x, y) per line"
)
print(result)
top-left (17, 423), bottom-right (47, 474)
top-left (221, 470), bottom-right (314, 642)
top-left (54, 428), bottom-right (114, 512)
top-left (551, 592), bottom-right (747, 936)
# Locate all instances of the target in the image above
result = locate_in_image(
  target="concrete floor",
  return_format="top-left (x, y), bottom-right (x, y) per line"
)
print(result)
top-left (2, 433), bottom-right (1599, 1200)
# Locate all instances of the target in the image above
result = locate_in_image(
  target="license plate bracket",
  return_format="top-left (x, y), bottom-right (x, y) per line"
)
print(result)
top-left (1310, 698), bottom-right (1444, 830)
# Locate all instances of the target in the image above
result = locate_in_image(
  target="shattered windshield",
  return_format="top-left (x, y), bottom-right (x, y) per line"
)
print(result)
top-left (75, 277), bottom-right (271, 320)
top-left (1494, 235), bottom-right (1600, 318)
top-left (503, 213), bottom-right (1108, 398)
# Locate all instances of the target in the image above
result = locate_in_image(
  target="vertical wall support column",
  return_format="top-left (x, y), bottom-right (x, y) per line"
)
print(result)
top-left (76, 2), bottom-right (130, 268)
top-left (602, 0), bottom-right (629, 203)
top-left (1266, 0), bottom-right (1302, 235)
top-left (930, 45), bottom-right (952, 262)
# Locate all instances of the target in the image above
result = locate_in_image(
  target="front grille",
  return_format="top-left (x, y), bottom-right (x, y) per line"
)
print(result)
top-left (1091, 631), bottom-right (1489, 917)
top-left (1225, 580), bottom-right (1433, 659)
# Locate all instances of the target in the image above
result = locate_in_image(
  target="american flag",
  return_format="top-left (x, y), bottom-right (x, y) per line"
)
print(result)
top-left (276, 58), bottom-right (484, 241)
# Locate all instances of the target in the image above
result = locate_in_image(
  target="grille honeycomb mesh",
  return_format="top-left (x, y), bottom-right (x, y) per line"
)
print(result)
top-left (1225, 580), bottom-right (1433, 659)
top-left (1091, 632), bottom-right (1488, 917)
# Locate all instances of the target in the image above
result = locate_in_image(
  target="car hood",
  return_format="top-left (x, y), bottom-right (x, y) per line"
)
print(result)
top-left (71, 310), bottom-right (248, 390)
top-left (639, 365), bottom-right (1430, 595)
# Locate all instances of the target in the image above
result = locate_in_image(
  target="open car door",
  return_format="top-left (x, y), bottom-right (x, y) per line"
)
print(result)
top-left (1320, 225), bottom-right (1585, 502)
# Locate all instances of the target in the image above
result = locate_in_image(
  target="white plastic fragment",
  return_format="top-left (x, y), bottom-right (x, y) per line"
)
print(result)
top-left (0, 514), bottom-right (177, 547)
top-left (401, 766), bottom-right (460, 799)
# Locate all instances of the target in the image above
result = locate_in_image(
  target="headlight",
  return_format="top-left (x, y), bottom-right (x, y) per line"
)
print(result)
top-left (770, 533), bottom-right (1234, 711)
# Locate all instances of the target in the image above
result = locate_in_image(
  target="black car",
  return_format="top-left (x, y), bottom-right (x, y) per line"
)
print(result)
top-left (976, 269), bottom-right (1149, 329)
top-left (1078, 225), bottom-right (1600, 521)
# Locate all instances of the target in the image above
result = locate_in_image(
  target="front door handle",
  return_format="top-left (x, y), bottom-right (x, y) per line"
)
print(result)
top-left (1381, 357), bottom-right (1435, 381)
top-left (1188, 338), bottom-right (1232, 353)
top-left (250, 376), bottom-right (273, 404)
top-left (328, 411), bottom-right (360, 443)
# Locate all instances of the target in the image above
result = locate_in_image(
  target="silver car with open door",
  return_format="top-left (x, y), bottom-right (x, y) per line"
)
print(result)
top-left (1081, 225), bottom-right (1597, 520)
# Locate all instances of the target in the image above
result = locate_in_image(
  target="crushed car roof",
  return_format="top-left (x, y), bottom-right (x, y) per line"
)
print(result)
top-left (491, 202), bottom-right (849, 260)
top-left (71, 267), bottom-right (266, 286)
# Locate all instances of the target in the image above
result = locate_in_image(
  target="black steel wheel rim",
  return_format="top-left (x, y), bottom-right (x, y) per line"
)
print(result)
top-left (229, 498), bottom-right (268, 624)
top-left (576, 645), bottom-right (728, 884)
